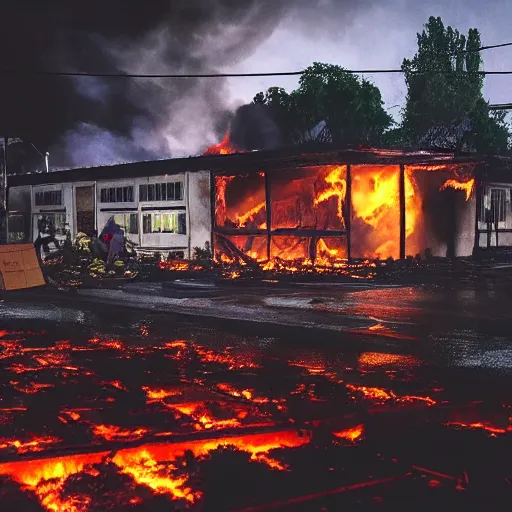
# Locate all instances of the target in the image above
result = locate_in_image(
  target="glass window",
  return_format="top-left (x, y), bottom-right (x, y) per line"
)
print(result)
top-left (167, 182), bottom-right (175, 200)
top-left (480, 189), bottom-right (506, 223)
top-left (175, 182), bottom-right (183, 201)
top-left (139, 185), bottom-right (148, 202)
top-left (100, 187), bottom-right (134, 203)
top-left (112, 213), bottom-right (139, 235)
top-left (155, 184), bottom-right (162, 201)
top-left (142, 212), bottom-right (186, 234)
top-left (34, 213), bottom-right (67, 236)
top-left (148, 184), bottom-right (155, 201)
top-left (35, 190), bottom-right (62, 206)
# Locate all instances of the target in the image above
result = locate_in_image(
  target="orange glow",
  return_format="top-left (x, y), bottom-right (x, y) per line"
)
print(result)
top-left (0, 430), bottom-right (310, 510)
top-left (440, 178), bottom-right (475, 201)
top-left (92, 424), bottom-right (150, 442)
top-left (333, 424), bottom-right (364, 442)
top-left (205, 131), bottom-right (239, 155)
top-left (214, 161), bottom-right (477, 267)
top-left (445, 421), bottom-right (512, 437)
top-left (358, 352), bottom-right (420, 368)
top-left (347, 383), bottom-right (436, 406)
top-left (0, 435), bottom-right (61, 454)
top-left (313, 165), bottom-right (347, 224)
top-left (142, 386), bottom-right (182, 402)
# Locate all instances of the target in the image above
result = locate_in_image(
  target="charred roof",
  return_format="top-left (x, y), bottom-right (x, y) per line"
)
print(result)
top-left (8, 145), bottom-right (487, 188)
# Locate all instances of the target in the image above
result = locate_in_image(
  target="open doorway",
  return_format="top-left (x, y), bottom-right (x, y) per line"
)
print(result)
top-left (75, 186), bottom-right (95, 235)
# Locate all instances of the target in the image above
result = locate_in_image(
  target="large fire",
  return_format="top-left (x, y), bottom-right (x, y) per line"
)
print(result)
top-left (212, 160), bottom-right (476, 267)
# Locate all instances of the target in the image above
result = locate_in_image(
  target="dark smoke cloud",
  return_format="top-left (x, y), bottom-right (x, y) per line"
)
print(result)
top-left (230, 104), bottom-right (283, 151)
top-left (0, 1), bottom-right (362, 168)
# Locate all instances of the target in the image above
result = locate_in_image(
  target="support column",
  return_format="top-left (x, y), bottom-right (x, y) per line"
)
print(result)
top-left (346, 164), bottom-right (352, 261)
top-left (399, 163), bottom-right (406, 260)
top-left (474, 181), bottom-right (481, 254)
top-left (265, 172), bottom-right (272, 261)
top-left (209, 171), bottom-right (216, 259)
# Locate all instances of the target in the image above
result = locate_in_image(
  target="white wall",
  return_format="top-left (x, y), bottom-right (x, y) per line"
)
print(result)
top-left (455, 194), bottom-right (476, 257)
top-left (187, 171), bottom-right (211, 257)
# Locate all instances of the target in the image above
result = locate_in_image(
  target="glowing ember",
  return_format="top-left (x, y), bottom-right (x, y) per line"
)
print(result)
top-left (142, 386), bottom-right (182, 402)
top-left (0, 435), bottom-right (61, 454)
top-left (92, 424), bottom-right (150, 442)
top-left (440, 178), bottom-right (475, 201)
top-left (0, 430), bottom-right (310, 511)
top-left (347, 384), bottom-right (436, 406)
top-left (333, 424), bottom-right (364, 442)
top-left (445, 421), bottom-right (512, 437)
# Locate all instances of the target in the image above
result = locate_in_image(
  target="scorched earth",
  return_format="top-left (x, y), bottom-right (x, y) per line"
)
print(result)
top-left (0, 279), bottom-right (511, 511)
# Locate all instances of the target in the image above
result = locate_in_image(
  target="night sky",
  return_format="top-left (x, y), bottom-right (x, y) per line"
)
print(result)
top-left (2, 0), bottom-right (510, 168)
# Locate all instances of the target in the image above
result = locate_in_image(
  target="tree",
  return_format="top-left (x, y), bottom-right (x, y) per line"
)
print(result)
top-left (253, 63), bottom-right (393, 146)
top-left (399, 16), bottom-right (510, 153)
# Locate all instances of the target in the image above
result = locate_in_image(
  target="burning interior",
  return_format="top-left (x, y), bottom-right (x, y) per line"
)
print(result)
top-left (210, 144), bottom-right (477, 271)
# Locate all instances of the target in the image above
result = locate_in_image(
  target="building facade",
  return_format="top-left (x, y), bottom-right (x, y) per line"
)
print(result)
top-left (6, 149), bottom-right (512, 261)
top-left (7, 162), bottom-right (212, 258)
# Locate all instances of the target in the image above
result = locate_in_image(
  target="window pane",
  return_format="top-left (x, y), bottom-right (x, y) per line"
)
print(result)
top-left (178, 212), bottom-right (187, 234)
top-left (108, 188), bottom-right (115, 202)
top-left (142, 214), bottom-right (151, 234)
top-left (127, 187), bottom-right (133, 202)
top-left (100, 189), bottom-right (106, 203)
top-left (161, 183), bottom-right (167, 201)
top-left (167, 183), bottom-right (175, 201)
top-left (115, 188), bottom-right (122, 202)
top-left (139, 185), bottom-right (147, 202)
top-left (175, 182), bottom-right (183, 200)
top-left (155, 183), bottom-right (162, 201)
top-left (129, 214), bottom-right (138, 234)
top-left (148, 185), bottom-right (155, 201)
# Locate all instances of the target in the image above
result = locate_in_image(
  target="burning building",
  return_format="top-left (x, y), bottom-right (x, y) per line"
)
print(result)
top-left (6, 144), bottom-right (512, 264)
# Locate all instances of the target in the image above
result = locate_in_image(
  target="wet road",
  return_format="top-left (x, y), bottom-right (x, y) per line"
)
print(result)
top-left (0, 279), bottom-right (511, 510)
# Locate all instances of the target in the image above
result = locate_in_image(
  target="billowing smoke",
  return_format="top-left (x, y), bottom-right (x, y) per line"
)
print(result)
top-left (0, 1), bottom-right (365, 168)
top-left (230, 104), bottom-right (283, 151)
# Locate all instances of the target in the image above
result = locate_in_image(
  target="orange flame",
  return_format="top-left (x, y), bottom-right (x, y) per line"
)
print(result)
top-left (440, 178), bottom-right (475, 201)
top-left (313, 165), bottom-right (347, 225)
top-left (205, 131), bottom-right (238, 155)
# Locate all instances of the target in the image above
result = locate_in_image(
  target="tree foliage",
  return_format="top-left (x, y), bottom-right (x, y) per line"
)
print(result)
top-left (253, 63), bottom-right (393, 146)
top-left (400, 16), bottom-right (510, 153)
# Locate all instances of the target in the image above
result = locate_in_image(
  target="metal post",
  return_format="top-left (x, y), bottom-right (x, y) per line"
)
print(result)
top-left (3, 136), bottom-right (8, 243)
top-left (399, 163), bottom-right (406, 259)
top-left (346, 164), bottom-right (352, 261)
top-left (264, 172), bottom-right (272, 261)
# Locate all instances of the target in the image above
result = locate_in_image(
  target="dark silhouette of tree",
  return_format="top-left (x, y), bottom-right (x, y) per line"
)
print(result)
top-left (253, 62), bottom-right (393, 146)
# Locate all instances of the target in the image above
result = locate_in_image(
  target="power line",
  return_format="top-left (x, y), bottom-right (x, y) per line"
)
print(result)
top-left (474, 42), bottom-right (512, 52)
top-left (489, 103), bottom-right (512, 110)
top-left (0, 40), bottom-right (509, 79)
top-left (0, 68), bottom-right (511, 78)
